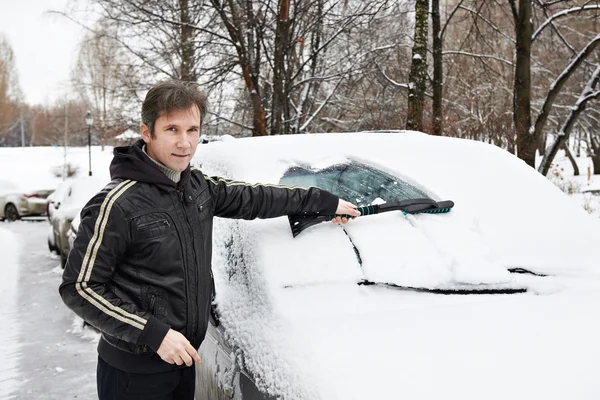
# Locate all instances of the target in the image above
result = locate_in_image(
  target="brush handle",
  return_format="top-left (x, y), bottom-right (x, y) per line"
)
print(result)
top-left (327, 204), bottom-right (379, 219)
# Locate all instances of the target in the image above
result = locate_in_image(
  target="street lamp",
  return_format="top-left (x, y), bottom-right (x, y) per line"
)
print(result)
top-left (85, 110), bottom-right (94, 176)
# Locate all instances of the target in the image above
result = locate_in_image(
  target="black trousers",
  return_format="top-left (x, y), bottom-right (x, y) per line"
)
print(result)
top-left (97, 356), bottom-right (195, 400)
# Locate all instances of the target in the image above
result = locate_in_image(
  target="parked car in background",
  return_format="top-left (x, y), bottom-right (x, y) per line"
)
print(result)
top-left (47, 178), bottom-right (74, 222)
top-left (47, 180), bottom-right (76, 254)
top-left (48, 176), bottom-right (107, 267)
top-left (0, 179), bottom-right (54, 221)
top-left (67, 212), bottom-right (80, 256)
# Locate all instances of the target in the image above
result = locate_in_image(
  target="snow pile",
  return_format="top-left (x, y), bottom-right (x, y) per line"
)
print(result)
top-left (545, 150), bottom-right (600, 217)
top-left (196, 131), bottom-right (600, 399)
top-left (69, 316), bottom-right (101, 343)
top-left (0, 146), bottom-right (113, 192)
top-left (0, 227), bottom-right (21, 398)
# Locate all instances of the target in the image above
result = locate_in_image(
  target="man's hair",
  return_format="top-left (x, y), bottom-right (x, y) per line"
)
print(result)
top-left (141, 80), bottom-right (208, 137)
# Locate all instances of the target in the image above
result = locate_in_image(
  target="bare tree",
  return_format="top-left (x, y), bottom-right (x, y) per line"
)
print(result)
top-left (539, 64), bottom-right (600, 176)
top-left (406, 0), bottom-right (429, 132)
top-left (532, 34), bottom-right (600, 144)
top-left (30, 100), bottom-right (89, 147)
top-left (0, 34), bottom-right (22, 145)
top-left (431, 0), bottom-right (443, 135)
top-left (71, 22), bottom-right (140, 149)
top-left (67, 0), bottom-right (397, 136)
top-left (441, 0), bottom-right (600, 169)
top-left (510, 0), bottom-right (534, 166)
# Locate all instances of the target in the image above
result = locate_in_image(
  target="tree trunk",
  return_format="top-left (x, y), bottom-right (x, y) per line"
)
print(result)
top-left (272, 0), bottom-right (291, 135)
top-left (242, 65), bottom-right (267, 136)
top-left (102, 86), bottom-right (106, 151)
top-left (512, 0), bottom-right (534, 167)
top-left (591, 136), bottom-right (600, 175)
top-left (562, 143), bottom-right (579, 176)
top-left (211, 0), bottom-right (266, 136)
top-left (406, 0), bottom-right (429, 132)
top-left (179, 0), bottom-right (196, 82)
top-left (431, 0), bottom-right (443, 136)
top-left (507, 134), bottom-right (516, 155)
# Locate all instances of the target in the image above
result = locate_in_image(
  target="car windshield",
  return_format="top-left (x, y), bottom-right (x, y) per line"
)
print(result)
top-left (279, 161), bottom-right (430, 207)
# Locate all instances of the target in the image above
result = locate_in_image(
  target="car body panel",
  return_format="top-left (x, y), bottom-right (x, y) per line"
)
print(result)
top-left (0, 179), bottom-right (53, 220)
top-left (48, 177), bottom-right (107, 265)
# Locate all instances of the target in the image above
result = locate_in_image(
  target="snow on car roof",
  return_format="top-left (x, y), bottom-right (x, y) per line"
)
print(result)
top-left (194, 131), bottom-right (600, 399)
top-left (52, 176), bottom-right (109, 221)
top-left (195, 131), bottom-right (599, 274)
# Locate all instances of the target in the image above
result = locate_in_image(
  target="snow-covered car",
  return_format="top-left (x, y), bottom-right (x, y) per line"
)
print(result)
top-left (0, 179), bottom-right (53, 221)
top-left (67, 212), bottom-right (80, 257)
top-left (47, 179), bottom-right (78, 254)
top-left (193, 131), bottom-right (600, 400)
top-left (200, 134), bottom-right (236, 144)
top-left (48, 176), bottom-right (107, 267)
top-left (47, 178), bottom-right (75, 222)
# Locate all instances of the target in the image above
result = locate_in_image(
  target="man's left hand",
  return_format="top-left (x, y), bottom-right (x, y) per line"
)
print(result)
top-left (332, 199), bottom-right (361, 224)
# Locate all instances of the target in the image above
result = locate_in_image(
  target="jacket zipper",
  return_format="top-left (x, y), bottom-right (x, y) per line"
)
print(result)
top-left (150, 294), bottom-right (157, 314)
top-left (175, 189), bottom-right (193, 341)
top-left (178, 188), bottom-right (198, 344)
top-left (137, 219), bottom-right (170, 230)
top-left (186, 194), bottom-right (211, 346)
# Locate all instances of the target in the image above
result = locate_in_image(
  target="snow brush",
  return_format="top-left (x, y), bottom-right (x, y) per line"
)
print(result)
top-left (289, 198), bottom-right (454, 238)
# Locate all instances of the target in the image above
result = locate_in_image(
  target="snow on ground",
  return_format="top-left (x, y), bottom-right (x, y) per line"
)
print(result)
top-left (0, 227), bottom-right (21, 398)
top-left (3, 221), bottom-right (100, 400)
top-left (0, 145), bottom-right (113, 192)
top-left (542, 150), bottom-right (600, 217)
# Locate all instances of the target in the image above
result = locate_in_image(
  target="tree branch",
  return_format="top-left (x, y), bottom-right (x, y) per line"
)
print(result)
top-left (374, 62), bottom-right (409, 89)
top-left (532, 5), bottom-right (600, 42)
top-left (440, 0), bottom-right (467, 40)
top-left (532, 33), bottom-right (600, 141)
top-left (457, 5), bottom-right (515, 44)
top-left (509, 0), bottom-right (519, 23)
top-left (539, 65), bottom-right (600, 175)
top-left (204, 111), bottom-right (254, 131)
top-left (442, 50), bottom-right (514, 66)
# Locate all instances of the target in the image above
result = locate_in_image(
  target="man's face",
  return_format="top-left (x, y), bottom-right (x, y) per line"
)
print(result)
top-left (141, 105), bottom-right (201, 172)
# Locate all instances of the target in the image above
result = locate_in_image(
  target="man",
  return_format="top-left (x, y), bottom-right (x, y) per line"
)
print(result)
top-left (60, 80), bottom-right (360, 399)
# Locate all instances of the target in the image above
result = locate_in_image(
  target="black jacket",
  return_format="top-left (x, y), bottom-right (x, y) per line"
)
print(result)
top-left (59, 140), bottom-right (338, 373)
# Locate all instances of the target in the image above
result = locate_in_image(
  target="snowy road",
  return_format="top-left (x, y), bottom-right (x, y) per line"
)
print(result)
top-left (1, 221), bottom-right (99, 400)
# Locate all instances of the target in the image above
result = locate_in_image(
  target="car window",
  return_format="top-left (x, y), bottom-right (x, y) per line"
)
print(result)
top-left (279, 161), bottom-right (430, 207)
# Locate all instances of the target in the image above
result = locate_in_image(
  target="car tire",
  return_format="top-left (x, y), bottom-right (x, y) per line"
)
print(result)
top-left (60, 250), bottom-right (68, 269)
top-left (4, 203), bottom-right (19, 222)
top-left (47, 238), bottom-right (59, 254)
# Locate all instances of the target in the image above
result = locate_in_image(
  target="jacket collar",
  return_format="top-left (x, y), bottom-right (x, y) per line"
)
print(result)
top-left (110, 140), bottom-right (191, 189)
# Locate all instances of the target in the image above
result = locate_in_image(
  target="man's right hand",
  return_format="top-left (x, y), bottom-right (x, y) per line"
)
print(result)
top-left (157, 329), bottom-right (202, 366)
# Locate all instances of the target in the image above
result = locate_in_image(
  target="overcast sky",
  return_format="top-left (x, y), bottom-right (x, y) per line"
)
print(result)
top-left (0, 0), bottom-right (84, 105)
